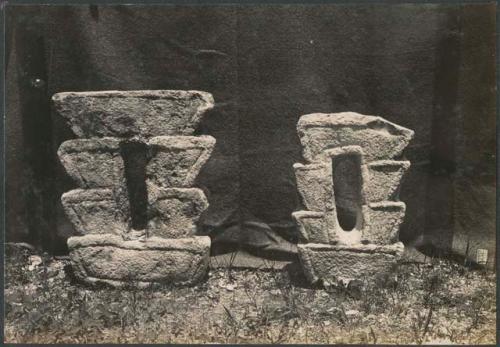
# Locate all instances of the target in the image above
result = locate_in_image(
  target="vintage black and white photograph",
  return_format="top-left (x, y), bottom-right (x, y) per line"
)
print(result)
top-left (3, 1), bottom-right (497, 344)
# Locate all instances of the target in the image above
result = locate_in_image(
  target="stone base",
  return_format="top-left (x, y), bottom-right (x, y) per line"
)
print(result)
top-left (298, 242), bottom-right (404, 285)
top-left (67, 234), bottom-right (210, 288)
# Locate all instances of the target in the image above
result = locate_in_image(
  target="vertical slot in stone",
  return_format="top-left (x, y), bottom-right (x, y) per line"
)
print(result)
top-left (120, 139), bottom-right (149, 230)
top-left (331, 153), bottom-right (363, 231)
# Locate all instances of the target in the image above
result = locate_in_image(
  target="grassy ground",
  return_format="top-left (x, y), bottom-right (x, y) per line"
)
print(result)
top-left (4, 246), bottom-right (496, 344)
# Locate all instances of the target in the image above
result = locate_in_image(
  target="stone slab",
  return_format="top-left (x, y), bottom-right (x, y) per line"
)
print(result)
top-left (297, 112), bottom-right (414, 162)
top-left (298, 242), bottom-right (404, 284)
top-left (52, 90), bottom-right (214, 138)
top-left (58, 138), bottom-right (124, 188)
top-left (61, 189), bottom-right (129, 235)
top-left (67, 234), bottom-right (211, 287)
top-left (146, 135), bottom-right (216, 188)
top-left (147, 186), bottom-right (209, 238)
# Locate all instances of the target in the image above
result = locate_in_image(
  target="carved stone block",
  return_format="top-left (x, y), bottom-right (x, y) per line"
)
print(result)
top-left (53, 90), bottom-right (214, 138)
top-left (61, 189), bottom-right (129, 235)
top-left (293, 112), bottom-right (413, 285)
top-left (147, 185), bottom-right (209, 238)
top-left (68, 234), bottom-right (211, 288)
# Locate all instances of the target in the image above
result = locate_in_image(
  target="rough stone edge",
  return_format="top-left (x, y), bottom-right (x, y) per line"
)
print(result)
top-left (61, 188), bottom-right (114, 202)
top-left (57, 137), bottom-right (123, 154)
top-left (146, 186), bottom-right (209, 211)
top-left (367, 159), bottom-right (411, 170)
top-left (297, 112), bottom-right (415, 139)
top-left (52, 90), bottom-right (214, 126)
top-left (67, 234), bottom-right (211, 253)
top-left (367, 201), bottom-right (406, 211)
top-left (292, 210), bottom-right (327, 243)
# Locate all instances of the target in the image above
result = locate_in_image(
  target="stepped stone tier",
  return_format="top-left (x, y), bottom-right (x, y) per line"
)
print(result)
top-left (54, 90), bottom-right (215, 287)
top-left (293, 112), bottom-right (414, 285)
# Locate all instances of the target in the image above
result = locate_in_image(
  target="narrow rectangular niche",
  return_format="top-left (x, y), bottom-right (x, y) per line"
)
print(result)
top-left (120, 139), bottom-right (149, 230)
top-left (331, 153), bottom-right (364, 231)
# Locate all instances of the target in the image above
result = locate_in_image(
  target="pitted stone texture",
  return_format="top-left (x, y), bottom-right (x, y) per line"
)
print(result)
top-left (366, 160), bottom-right (410, 202)
top-left (293, 162), bottom-right (334, 212)
top-left (147, 185), bottom-right (209, 238)
top-left (58, 138), bottom-right (124, 188)
top-left (147, 136), bottom-right (216, 188)
top-left (297, 112), bottom-right (414, 163)
top-left (292, 211), bottom-right (329, 243)
top-left (61, 189), bottom-right (129, 235)
top-left (363, 202), bottom-right (406, 244)
top-left (52, 90), bottom-right (214, 138)
top-left (68, 234), bottom-right (210, 287)
top-left (298, 242), bottom-right (404, 284)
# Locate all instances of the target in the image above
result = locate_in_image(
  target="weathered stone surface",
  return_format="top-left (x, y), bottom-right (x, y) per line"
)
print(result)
top-left (68, 234), bottom-right (210, 287)
top-left (293, 162), bottom-right (334, 212)
top-left (52, 90), bottom-right (214, 138)
top-left (58, 138), bottom-right (124, 188)
top-left (366, 160), bottom-right (410, 202)
top-left (293, 113), bottom-right (413, 284)
top-left (298, 242), bottom-right (404, 284)
top-left (61, 189), bottom-right (129, 235)
top-left (292, 211), bottom-right (329, 243)
top-left (146, 135), bottom-right (216, 188)
top-left (363, 202), bottom-right (406, 244)
top-left (147, 185), bottom-right (209, 238)
top-left (297, 112), bottom-right (414, 163)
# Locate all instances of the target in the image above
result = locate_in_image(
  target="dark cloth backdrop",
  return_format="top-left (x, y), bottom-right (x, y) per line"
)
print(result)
top-left (5, 4), bottom-right (496, 262)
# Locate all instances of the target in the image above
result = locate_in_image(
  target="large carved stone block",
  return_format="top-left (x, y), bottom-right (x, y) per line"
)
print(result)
top-left (68, 234), bottom-right (211, 288)
top-left (55, 90), bottom-right (216, 288)
top-left (293, 112), bottom-right (413, 285)
top-left (363, 202), bottom-right (406, 244)
top-left (365, 160), bottom-right (410, 202)
top-left (53, 90), bottom-right (214, 138)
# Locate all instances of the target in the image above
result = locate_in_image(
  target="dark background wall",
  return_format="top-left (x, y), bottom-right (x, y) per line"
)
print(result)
top-left (5, 4), bottom-right (496, 263)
